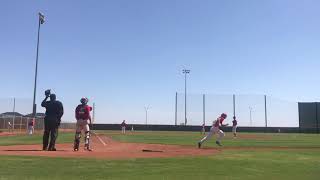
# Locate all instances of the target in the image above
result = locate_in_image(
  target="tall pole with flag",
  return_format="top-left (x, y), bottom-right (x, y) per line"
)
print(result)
top-left (32, 12), bottom-right (45, 117)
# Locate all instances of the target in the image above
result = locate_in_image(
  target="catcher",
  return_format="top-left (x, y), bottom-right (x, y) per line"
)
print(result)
top-left (73, 97), bottom-right (93, 151)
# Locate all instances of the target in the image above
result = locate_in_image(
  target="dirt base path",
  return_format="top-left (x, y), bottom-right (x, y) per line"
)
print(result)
top-left (0, 132), bottom-right (18, 136)
top-left (0, 134), bottom-right (218, 159)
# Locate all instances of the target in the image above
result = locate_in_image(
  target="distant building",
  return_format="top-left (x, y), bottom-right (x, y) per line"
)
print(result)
top-left (0, 112), bottom-right (23, 118)
top-left (0, 112), bottom-right (45, 130)
top-left (24, 113), bottom-right (45, 118)
top-left (0, 112), bottom-right (45, 118)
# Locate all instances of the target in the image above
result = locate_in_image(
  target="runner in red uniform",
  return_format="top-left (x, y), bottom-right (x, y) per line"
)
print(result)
top-left (198, 113), bottom-right (228, 148)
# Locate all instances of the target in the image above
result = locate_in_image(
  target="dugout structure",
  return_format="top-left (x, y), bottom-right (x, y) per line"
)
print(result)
top-left (298, 102), bottom-right (320, 133)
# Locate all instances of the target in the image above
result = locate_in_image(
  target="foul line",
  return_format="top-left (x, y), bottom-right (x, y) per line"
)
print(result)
top-left (92, 132), bottom-right (107, 146)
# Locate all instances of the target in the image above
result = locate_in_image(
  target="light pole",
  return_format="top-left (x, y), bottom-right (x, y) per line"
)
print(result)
top-left (182, 69), bottom-right (190, 125)
top-left (249, 106), bottom-right (253, 126)
top-left (144, 105), bottom-right (151, 125)
top-left (13, 98), bottom-right (15, 130)
top-left (32, 12), bottom-right (45, 117)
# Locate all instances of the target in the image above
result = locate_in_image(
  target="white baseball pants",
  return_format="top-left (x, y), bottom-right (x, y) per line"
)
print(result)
top-left (200, 126), bottom-right (225, 143)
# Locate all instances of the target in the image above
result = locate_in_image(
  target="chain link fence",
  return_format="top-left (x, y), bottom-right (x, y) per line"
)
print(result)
top-left (0, 98), bottom-right (75, 132)
top-left (0, 116), bottom-right (44, 131)
top-left (0, 95), bottom-right (299, 127)
top-left (175, 93), bottom-right (298, 127)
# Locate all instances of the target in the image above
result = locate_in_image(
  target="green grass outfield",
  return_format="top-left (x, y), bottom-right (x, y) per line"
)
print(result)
top-left (0, 131), bottom-right (320, 180)
top-left (103, 131), bottom-right (320, 148)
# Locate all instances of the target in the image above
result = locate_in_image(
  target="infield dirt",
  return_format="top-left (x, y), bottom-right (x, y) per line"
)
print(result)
top-left (0, 134), bottom-right (218, 159)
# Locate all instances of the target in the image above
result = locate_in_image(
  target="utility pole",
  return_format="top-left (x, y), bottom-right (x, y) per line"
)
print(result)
top-left (13, 98), bottom-right (16, 130)
top-left (249, 106), bottom-right (253, 126)
top-left (233, 94), bottom-right (236, 118)
top-left (264, 95), bottom-right (268, 128)
top-left (144, 105), bottom-right (151, 125)
top-left (182, 69), bottom-right (190, 125)
top-left (175, 92), bottom-right (177, 125)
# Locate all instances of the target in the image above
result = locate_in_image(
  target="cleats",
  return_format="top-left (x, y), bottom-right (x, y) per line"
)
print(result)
top-left (215, 141), bottom-right (222, 146)
top-left (198, 142), bottom-right (201, 149)
top-left (84, 144), bottom-right (92, 151)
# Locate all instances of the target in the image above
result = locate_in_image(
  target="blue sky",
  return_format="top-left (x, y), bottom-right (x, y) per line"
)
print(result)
top-left (1, 0), bottom-right (320, 126)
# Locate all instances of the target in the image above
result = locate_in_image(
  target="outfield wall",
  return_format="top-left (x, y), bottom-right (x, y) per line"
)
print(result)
top-left (298, 102), bottom-right (320, 133)
top-left (92, 124), bottom-right (303, 133)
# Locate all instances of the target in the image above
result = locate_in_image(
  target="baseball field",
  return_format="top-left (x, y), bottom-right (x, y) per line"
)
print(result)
top-left (0, 130), bottom-right (319, 180)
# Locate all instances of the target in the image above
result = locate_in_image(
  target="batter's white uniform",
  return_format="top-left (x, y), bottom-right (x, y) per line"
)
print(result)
top-left (76, 119), bottom-right (90, 132)
top-left (199, 118), bottom-right (225, 144)
top-left (28, 126), bottom-right (34, 135)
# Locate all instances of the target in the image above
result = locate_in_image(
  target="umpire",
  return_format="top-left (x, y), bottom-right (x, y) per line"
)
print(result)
top-left (41, 89), bottom-right (64, 151)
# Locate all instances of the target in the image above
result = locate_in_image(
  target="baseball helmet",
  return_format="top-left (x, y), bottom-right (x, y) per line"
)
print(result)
top-left (221, 113), bottom-right (227, 118)
top-left (80, 97), bottom-right (88, 105)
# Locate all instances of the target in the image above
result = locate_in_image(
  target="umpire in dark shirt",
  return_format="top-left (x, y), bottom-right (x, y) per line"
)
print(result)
top-left (41, 90), bottom-right (64, 151)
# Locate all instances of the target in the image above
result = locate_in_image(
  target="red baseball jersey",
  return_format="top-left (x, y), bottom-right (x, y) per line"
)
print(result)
top-left (75, 104), bottom-right (92, 120)
top-left (28, 120), bottom-right (34, 126)
top-left (213, 117), bottom-right (224, 127)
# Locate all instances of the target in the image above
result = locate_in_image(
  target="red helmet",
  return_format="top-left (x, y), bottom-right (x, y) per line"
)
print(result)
top-left (221, 113), bottom-right (227, 118)
top-left (80, 97), bottom-right (88, 105)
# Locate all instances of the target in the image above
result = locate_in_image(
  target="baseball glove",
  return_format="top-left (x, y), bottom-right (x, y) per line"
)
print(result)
top-left (45, 89), bottom-right (51, 97)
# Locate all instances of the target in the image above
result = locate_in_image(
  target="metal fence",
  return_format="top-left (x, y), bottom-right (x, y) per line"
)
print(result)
top-left (0, 117), bottom-right (77, 131)
top-left (175, 93), bottom-right (299, 127)
top-left (0, 116), bottom-right (44, 131)
top-left (0, 96), bottom-right (299, 127)
top-left (0, 98), bottom-right (76, 131)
